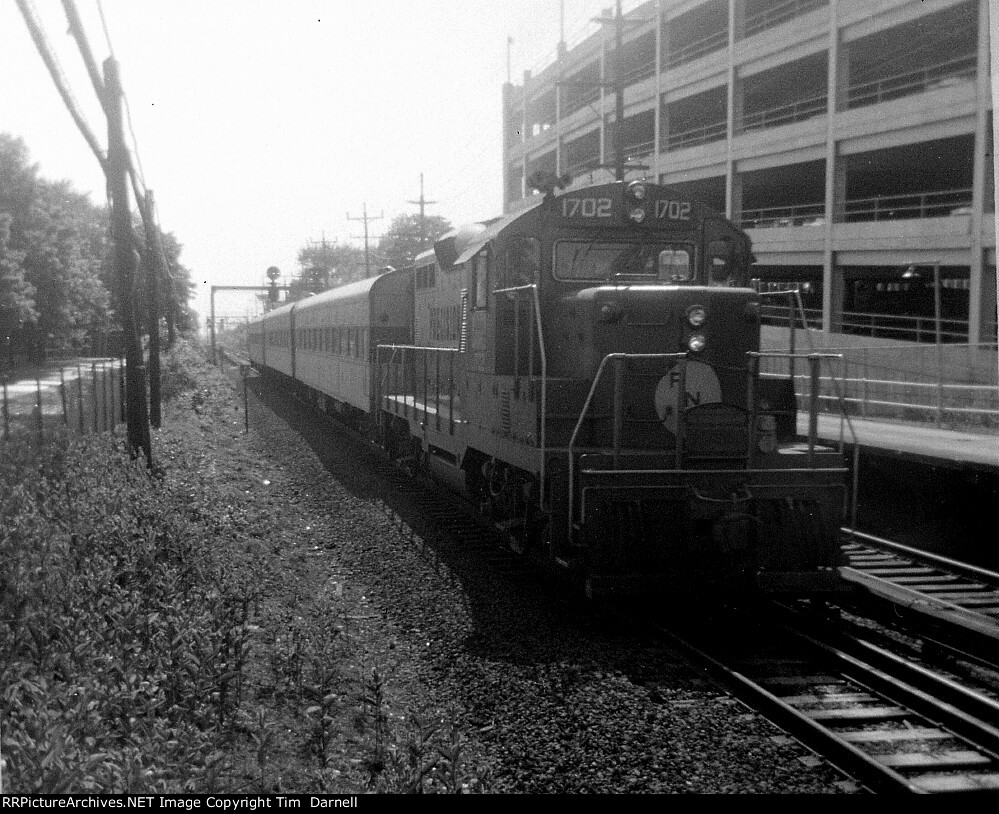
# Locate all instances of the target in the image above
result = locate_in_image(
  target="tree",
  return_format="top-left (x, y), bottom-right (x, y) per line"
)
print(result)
top-left (289, 240), bottom-right (366, 301)
top-left (19, 179), bottom-right (111, 353)
top-left (0, 213), bottom-right (35, 364)
top-left (1, 135), bottom-right (113, 356)
top-left (377, 213), bottom-right (453, 271)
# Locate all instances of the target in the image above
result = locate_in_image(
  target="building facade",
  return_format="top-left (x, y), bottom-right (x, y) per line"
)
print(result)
top-left (502, 0), bottom-right (996, 344)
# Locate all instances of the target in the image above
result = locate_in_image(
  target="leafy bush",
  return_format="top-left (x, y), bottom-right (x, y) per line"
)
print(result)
top-left (159, 339), bottom-right (209, 403)
top-left (0, 431), bottom-right (248, 792)
top-left (0, 344), bottom-right (493, 794)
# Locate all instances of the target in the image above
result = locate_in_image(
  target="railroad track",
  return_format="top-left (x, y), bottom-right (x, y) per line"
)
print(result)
top-left (839, 528), bottom-right (999, 666)
top-left (655, 604), bottom-right (999, 793)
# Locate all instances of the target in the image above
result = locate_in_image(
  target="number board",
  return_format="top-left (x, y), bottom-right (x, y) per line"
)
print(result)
top-left (555, 189), bottom-right (698, 227)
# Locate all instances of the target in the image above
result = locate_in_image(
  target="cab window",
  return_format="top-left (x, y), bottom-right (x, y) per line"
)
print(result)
top-left (503, 237), bottom-right (540, 288)
top-left (708, 239), bottom-right (739, 287)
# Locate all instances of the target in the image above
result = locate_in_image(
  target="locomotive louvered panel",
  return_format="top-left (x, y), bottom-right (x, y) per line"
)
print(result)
top-left (500, 389), bottom-right (512, 435)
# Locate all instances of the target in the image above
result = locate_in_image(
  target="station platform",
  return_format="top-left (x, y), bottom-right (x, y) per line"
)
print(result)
top-left (798, 413), bottom-right (999, 473)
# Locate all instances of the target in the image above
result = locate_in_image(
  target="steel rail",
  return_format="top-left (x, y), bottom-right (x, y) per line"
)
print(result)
top-left (654, 608), bottom-right (999, 794)
top-left (842, 527), bottom-right (999, 587)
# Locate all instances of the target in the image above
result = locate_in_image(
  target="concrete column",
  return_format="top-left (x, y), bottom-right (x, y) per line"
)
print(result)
top-left (654, 0), bottom-right (663, 172)
top-left (556, 43), bottom-right (565, 174)
top-left (822, 0), bottom-right (841, 334)
top-left (967, 0), bottom-right (992, 344)
top-left (503, 82), bottom-right (512, 210)
top-left (826, 255), bottom-right (846, 333)
top-left (725, 0), bottom-right (738, 218)
top-left (660, 96), bottom-right (670, 155)
top-left (730, 170), bottom-right (744, 225)
top-left (731, 0), bottom-right (745, 42)
top-left (979, 263), bottom-right (997, 339)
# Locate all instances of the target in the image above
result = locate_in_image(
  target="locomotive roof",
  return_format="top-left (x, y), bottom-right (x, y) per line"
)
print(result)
top-left (250, 267), bottom-right (404, 323)
top-left (434, 198), bottom-right (543, 267)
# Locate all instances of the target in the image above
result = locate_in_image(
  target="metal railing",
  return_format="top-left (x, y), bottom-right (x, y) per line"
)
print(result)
top-left (619, 60), bottom-right (656, 87)
top-left (664, 120), bottom-right (727, 150)
top-left (2, 359), bottom-right (124, 445)
top-left (740, 92), bottom-right (827, 132)
top-left (567, 352), bottom-right (686, 535)
top-left (748, 351), bottom-right (844, 465)
top-left (758, 290), bottom-right (998, 428)
top-left (762, 357), bottom-right (999, 429)
top-left (563, 155), bottom-right (603, 176)
top-left (665, 29), bottom-right (727, 69)
top-left (738, 202), bottom-right (825, 229)
top-left (760, 303), bottom-right (971, 343)
top-left (566, 347), bottom-right (844, 534)
top-left (606, 138), bottom-right (655, 163)
top-left (845, 54), bottom-right (977, 110)
top-left (843, 188), bottom-right (973, 222)
top-left (375, 344), bottom-right (461, 437)
top-left (560, 88), bottom-right (601, 119)
top-left (744, 0), bottom-right (827, 38)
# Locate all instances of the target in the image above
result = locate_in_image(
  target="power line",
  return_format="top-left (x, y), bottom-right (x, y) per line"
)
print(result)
top-left (14, 0), bottom-right (107, 173)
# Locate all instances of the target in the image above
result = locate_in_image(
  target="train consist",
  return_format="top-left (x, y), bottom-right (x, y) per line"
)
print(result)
top-left (248, 179), bottom-right (848, 596)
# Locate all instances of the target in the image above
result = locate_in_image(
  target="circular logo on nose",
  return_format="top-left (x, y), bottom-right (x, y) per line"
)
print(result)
top-left (654, 361), bottom-right (721, 434)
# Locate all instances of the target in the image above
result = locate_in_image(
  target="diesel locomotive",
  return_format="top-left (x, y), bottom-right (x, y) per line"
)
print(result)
top-left (248, 179), bottom-right (848, 597)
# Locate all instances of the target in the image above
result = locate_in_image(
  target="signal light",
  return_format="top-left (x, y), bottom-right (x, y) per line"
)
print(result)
top-left (688, 334), bottom-right (706, 352)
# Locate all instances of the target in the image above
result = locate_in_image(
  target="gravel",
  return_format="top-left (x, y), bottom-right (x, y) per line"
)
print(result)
top-left (171, 363), bottom-right (855, 793)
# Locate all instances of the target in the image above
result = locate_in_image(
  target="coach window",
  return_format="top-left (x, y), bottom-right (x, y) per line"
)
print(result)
top-left (504, 237), bottom-right (540, 287)
top-left (472, 251), bottom-right (489, 309)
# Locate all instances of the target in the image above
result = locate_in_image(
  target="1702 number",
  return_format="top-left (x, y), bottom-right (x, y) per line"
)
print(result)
top-left (561, 197), bottom-right (613, 218)
top-left (655, 200), bottom-right (691, 220)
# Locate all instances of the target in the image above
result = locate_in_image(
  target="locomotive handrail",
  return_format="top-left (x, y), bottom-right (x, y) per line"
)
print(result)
top-left (375, 344), bottom-right (461, 435)
top-left (492, 283), bottom-right (549, 508)
top-left (567, 351), bottom-right (687, 539)
top-left (747, 351), bottom-right (843, 468)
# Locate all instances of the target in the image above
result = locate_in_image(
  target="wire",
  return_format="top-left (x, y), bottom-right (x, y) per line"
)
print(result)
top-left (95, 0), bottom-right (114, 57)
top-left (14, 0), bottom-right (107, 172)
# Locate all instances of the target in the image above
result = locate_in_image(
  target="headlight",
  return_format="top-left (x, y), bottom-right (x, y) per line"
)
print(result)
top-left (688, 334), bottom-right (706, 352)
top-left (626, 181), bottom-right (647, 200)
top-left (629, 207), bottom-right (646, 223)
top-left (687, 306), bottom-right (706, 327)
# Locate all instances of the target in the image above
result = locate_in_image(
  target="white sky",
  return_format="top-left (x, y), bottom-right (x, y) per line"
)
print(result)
top-left (1, 0), bottom-right (627, 323)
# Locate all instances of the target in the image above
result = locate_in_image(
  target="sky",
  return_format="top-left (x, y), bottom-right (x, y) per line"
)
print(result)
top-left (1, 0), bottom-right (630, 324)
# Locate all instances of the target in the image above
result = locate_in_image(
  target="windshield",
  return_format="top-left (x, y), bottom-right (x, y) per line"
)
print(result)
top-left (554, 241), bottom-right (693, 283)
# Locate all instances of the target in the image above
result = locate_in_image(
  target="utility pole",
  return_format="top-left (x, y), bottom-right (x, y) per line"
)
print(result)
top-left (347, 204), bottom-right (383, 278)
top-left (140, 189), bottom-right (170, 428)
top-left (104, 57), bottom-right (152, 463)
top-left (407, 173), bottom-right (438, 250)
top-left (591, 0), bottom-right (650, 181)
